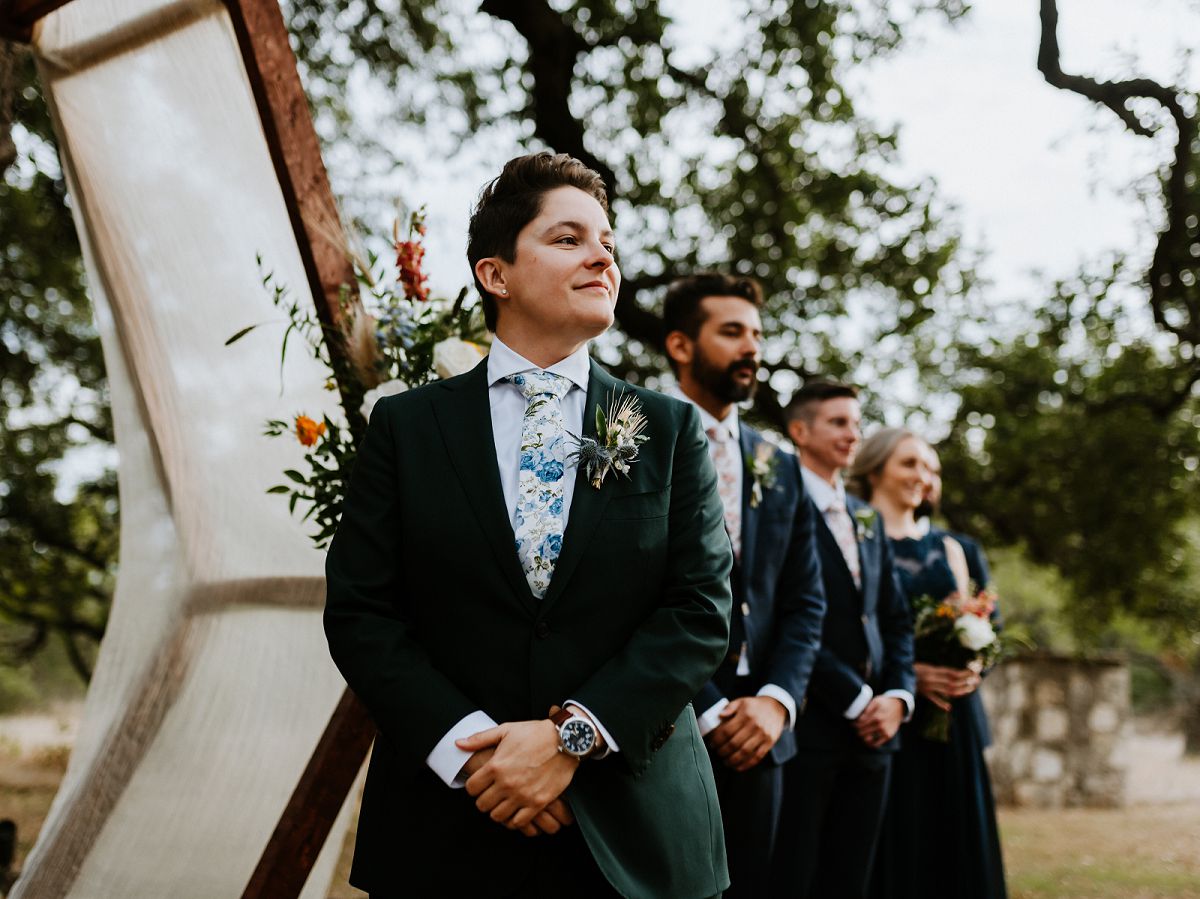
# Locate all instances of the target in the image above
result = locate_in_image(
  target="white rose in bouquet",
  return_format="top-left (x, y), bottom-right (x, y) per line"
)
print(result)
top-left (955, 615), bottom-right (996, 652)
top-left (433, 337), bottom-right (487, 380)
top-left (360, 378), bottom-right (409, 420)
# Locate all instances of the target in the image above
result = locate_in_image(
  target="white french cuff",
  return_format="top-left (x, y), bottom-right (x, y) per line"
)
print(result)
top-left (882, 688), bottom-right (916, 722)
top-left (696, 697), bottom-right (730, 737)
top-left (428, 709), bottom-right (498, 789)
top-left (756, 683), bottom-right (797, 731)
top-left (844, 684), bottom-right (874, 720)
top-left (564, 699), bottom-right (618, 756)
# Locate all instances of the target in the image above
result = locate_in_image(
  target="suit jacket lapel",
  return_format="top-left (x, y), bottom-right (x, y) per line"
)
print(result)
top-left (541, 360), bottom-right (622, 611)
top-left (847, 497), bottom-right (877, 607)
top-left (432, 360), bottom-right (537, 617)
top-left (814, 508), bottom-right (851, 581)
top-left (857, 530), bottom-right (878, 609)
top-left (738, 424), bottom-right (760, 577)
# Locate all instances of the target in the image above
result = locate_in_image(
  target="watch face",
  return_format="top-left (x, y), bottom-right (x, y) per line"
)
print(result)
top-left (560, 718), bottom-right (596, 756)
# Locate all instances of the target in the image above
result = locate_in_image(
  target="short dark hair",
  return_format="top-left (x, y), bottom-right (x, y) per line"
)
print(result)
top-left (661, 272), bottom-right (763, 372)
top-left (785, 380), bottom-right (860, 425)
top-left (467, 152), bottom-right (609, 331)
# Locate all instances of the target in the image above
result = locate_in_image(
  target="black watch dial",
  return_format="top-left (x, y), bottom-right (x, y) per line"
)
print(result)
top-left (560, 717), bottom-right (597, 756)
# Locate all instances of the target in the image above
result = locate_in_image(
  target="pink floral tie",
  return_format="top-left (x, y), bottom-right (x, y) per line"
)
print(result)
top-left (826, 500), bottom-right (861, 588)
top-left (706, 425), bottom-right (741, 559)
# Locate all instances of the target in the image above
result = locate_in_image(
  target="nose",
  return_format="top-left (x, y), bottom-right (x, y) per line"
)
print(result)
top-left (586, 238), bottom-right (615, 270)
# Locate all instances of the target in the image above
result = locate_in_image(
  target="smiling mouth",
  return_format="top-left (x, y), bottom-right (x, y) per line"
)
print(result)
top-left (577, 283), bottom-right (609, 293)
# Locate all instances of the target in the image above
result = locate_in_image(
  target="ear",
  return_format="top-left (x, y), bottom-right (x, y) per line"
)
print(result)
top-left (474, 257), bottom-right (508, 300)
top-left (786, 418), bottom-right (807, 448)
top-left (664, 330), bottom-right (694, 369)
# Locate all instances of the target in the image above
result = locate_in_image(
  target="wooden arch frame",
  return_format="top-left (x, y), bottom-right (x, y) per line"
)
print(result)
top-left (0, 1), bottom-right (374, 896)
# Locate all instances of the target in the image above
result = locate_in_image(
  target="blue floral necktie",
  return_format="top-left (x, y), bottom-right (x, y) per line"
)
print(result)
top-left (507, 371), bottom-right (572, 598)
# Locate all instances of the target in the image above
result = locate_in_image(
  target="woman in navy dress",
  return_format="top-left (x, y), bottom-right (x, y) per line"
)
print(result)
top-left (850, 428), bottom-right (1007, 899)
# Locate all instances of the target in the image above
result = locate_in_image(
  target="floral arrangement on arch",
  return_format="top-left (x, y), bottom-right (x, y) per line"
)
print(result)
top-left (910, 586), bottom-right (1007, 742)
top-left (231, 208), bottom-right (490, 548)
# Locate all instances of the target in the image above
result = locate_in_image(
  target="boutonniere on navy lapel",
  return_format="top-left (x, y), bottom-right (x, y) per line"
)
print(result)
top-left (569, 391), bottom-right (650, 489)
top-left (746, 441), bottom-right (780, 509)
top-left (852, 507), bottom-right (879, 541)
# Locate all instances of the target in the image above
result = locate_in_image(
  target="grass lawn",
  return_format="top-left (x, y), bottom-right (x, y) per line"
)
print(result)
top-left (1000, 804), bottom-right (1200, 899)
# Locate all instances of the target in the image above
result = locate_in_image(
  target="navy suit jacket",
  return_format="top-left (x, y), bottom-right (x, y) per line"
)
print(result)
top-left (794, 492), bottom-right (915, 753)
top-left (694, 425), bottom-right (827, 765)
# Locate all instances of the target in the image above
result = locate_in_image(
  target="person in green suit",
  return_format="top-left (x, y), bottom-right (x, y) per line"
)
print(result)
top-left (324, 152), bottom-right (735, 898)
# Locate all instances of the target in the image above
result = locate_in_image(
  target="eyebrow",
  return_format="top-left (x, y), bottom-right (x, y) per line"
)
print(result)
top-left (541, 220), bottom-right (616, 241)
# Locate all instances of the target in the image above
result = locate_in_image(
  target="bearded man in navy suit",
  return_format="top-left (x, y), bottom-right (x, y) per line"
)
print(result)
top-left (771, 380), bottom-right (915, 899)
top-left (661, 273), bottom-right (827, 899)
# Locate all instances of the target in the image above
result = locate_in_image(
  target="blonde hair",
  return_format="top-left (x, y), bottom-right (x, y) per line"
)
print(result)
top-left (848, 427), bottom-right (920, 501)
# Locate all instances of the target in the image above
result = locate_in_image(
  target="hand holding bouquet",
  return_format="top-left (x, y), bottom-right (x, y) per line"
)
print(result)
top-left (910, 588), bottom-right (1004, 742)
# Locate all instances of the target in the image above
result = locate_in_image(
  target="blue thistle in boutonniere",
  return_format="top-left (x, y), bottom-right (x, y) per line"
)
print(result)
top-left (568, 392), bottom-right (650, 489)
top-left (746, 442), bottom-right (780, 509)
top-left (853, 507), bottom-right (879, 541)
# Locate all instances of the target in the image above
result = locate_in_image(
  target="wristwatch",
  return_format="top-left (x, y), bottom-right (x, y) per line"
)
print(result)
top-left (550, 707), bottom-right (598, 759)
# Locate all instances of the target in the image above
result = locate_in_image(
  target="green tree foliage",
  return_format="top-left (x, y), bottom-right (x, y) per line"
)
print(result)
top-left (935, 268), bottom-right (1200, 639)
top-left (286, 0), bottom-right (974, 416)
top-left (0, 40), bottom-right (114, 683)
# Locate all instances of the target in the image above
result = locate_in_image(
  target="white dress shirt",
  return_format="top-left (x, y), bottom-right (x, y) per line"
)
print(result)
top-left (665, 386), bottom-right (798, 736)
top-left (425, 337), bottom-right (616, 788)
top-left (800, 465), bottom-right (914, 722)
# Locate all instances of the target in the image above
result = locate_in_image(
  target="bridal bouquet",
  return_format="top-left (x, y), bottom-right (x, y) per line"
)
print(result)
top-left (910, 587), bottom-right (1004, 742)
top-left (232, 207), bottom-right (489, 547)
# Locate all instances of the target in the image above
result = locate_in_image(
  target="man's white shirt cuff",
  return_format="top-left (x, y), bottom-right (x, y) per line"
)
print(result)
top-left (756, 684), bottom-right (797, 730)
top-left (564, 699), bottom-right (619, 755)
top-left (696, 697), bottom-right (730, 736)
top-left (883, 689), bottom-right (916, 721)
top-left (844, 684), bottom-right (873, 720)
top-left (427, 710), bottom-right (497, 788)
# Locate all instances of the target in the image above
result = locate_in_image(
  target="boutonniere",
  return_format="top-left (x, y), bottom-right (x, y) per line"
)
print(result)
top-left (746, 441), bottom-right (780, 509)
top-left (852, 507), bottom-right (879, 541)
top-left (568, 391), bottom-right (650, 489)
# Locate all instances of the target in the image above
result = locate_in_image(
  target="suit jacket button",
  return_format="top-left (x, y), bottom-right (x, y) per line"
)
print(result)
top-left (740, 602), bottom-right (751, 617)
top-left (534, 621), bottom-right (550, 639)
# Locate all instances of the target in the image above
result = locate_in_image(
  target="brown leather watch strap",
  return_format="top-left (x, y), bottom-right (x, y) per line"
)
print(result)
top-left (549, 708), bottom-right (574, 727)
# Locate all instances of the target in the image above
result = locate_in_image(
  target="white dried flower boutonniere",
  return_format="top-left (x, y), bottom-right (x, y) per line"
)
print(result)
top-left (568, 391), bottom-right (650, 489)
top-left (746, 441), bottom-right (780, 509)
top-left (853, 507), bottom-right (879, 541)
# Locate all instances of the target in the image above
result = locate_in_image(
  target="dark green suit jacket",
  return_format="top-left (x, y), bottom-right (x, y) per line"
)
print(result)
top-left (324, 358), bottom-right (734, 898)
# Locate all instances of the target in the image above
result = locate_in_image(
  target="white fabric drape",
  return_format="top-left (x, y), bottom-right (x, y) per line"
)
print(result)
top-left (14, 2), bottom-right (358, 895)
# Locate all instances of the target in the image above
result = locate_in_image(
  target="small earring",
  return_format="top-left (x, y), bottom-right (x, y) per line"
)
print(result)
top-left (500, 289), bottom-right (508, 295)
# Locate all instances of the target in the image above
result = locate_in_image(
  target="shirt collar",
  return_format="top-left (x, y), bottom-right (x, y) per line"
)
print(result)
top-left (665, 384), bottom-right (739, 442)
top-left (800, 464), bottom-right (847, 512)
top-left (486, 335), bottom-right (591, 394)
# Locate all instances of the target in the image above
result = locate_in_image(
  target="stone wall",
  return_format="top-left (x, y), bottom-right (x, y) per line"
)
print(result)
top-left (982, 652), bottom-right (1129, 808)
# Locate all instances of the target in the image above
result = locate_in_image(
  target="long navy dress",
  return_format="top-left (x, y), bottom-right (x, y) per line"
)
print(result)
top-left (870, 531), bottom-right (1007, 899)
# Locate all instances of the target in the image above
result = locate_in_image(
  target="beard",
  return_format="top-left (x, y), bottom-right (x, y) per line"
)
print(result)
top-left (693, 348), bottom-right (758, 404)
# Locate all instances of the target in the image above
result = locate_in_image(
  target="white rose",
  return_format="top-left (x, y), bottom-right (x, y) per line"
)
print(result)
top-left (360, 378), bottom-right (409, 420)
top-left (955, 615), bottom-right (996, 652)
top-left (433, 337), bottom-right (486, 380)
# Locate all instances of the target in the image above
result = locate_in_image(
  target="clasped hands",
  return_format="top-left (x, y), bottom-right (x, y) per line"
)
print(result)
top-left (854, 695), bottom-right (905, 749)
top-left (708, 695), bottom-right (788, 772)
top-left (914, 661), bottom-right (981, 711)
top-left (454, 705), bottom-right (590, 838)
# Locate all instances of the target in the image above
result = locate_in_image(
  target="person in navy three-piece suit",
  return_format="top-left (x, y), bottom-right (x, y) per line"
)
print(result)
top-left (660, 273), bottom-right (827, 899)
top-left (770, 380), bottom-right (916, 899)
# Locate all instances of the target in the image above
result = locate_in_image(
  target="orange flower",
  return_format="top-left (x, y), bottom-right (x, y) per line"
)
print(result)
top-left (395, 238), bottom-right (430, 303)
top-left (295, 415), bottom-right (326, 447)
